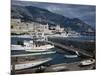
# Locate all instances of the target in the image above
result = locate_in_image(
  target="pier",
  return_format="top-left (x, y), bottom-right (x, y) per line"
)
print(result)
top-left (44, 62), bottom-right (95, 72)
top-left (45, 40), bottom-right (93, 57)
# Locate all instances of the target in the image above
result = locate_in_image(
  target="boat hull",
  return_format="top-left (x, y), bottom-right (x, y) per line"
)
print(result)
top-left (11, 58), bottom-right (52, 70)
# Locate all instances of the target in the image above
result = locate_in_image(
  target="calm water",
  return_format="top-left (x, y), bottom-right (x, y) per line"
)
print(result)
top-left (11, 35), bottom-right (95, 65)
top-left (11, 48), bottom-right (81, 65)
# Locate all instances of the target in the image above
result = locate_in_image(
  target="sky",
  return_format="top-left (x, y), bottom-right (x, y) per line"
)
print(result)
top-left (12, 0), bottom-right (96, 27)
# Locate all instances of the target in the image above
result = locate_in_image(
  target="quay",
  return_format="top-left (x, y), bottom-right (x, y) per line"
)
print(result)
top-left (12, 60), bottom-right (95, 74)
top-left (45, 40), bottom-right (94, 57)
top-left (44, 62), bottom-right (95, 72)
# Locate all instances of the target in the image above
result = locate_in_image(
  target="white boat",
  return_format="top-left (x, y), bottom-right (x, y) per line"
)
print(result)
top-left (64, 54), bottom-right (78, 58)
top-left (11, 31), bottom-right (55, 52)
top-left (64, 51), bottom-right (79, 58)
top-left (11, 58), bottom-right (52, 70)
top-left (80, 59), bottom-right (95, 66)
top-left (25, 44), bottom-right (54, 52)
top-left (11, 40), bottom-right (54, 52)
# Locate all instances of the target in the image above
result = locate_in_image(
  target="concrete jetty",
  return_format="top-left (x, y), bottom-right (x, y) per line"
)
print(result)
top-left (45, 41), bottom-right (93, 57)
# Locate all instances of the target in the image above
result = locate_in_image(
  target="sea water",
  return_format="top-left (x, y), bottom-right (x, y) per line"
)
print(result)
top-left (11, 35), bottom-right (95, 65)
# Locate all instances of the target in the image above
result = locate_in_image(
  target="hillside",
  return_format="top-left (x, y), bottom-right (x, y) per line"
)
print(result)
top-left (11, 5), bottom-right (95, 33)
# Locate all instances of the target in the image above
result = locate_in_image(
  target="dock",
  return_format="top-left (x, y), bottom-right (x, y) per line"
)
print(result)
top-left (12, 61), bottom-right (95, 74)
top-left (44, 62), bottom-right (95, 72)
top-left (45, 40), bottom-right (93, 57)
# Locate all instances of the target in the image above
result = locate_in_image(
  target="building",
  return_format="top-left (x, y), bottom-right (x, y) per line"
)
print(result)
top-left (11, 19), bottom-right (34, 34)
top-left (11, 19), bottom-right (52, 35)
top-left (11, 18), bottom-right (66, 35)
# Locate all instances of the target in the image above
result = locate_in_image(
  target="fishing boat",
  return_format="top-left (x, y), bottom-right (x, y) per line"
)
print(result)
top-left (11, 31), bottom-right (55, 52)
top-left (11, 40), bottom-right (54, 52)
top-left (11, 58), bottom-right (52, 70)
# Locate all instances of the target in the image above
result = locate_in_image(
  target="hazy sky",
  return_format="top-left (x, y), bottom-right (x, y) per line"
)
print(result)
top-left (12, 0), bottom-right (96, 27)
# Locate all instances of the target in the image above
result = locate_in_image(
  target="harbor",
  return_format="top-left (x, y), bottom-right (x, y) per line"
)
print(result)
top-left (11, 3), bottom-right (96, 74)
top-left (11, 35), bottom-right (95, 74)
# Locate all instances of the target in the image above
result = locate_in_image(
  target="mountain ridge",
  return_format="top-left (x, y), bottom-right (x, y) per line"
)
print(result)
top-left (11, 5), bottom-right (95, 33)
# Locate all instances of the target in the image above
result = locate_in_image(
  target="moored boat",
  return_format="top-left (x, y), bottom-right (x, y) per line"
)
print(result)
top-left (11, 40), bottom-right (54, 52)
top-left (80, 59), bottom-right (95, 66)
top-left (11, 58), bottom-right (52, 70)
